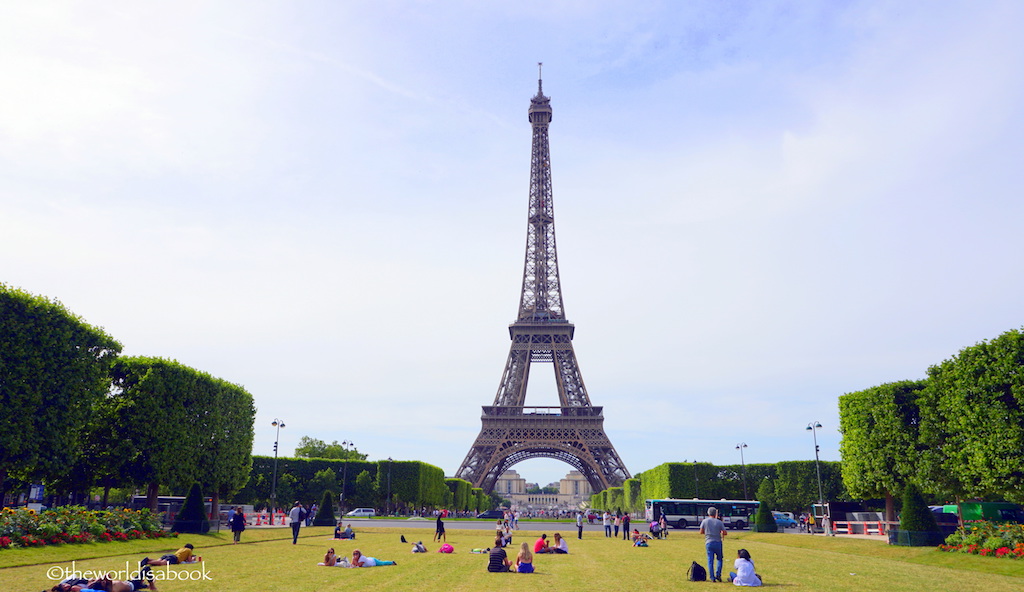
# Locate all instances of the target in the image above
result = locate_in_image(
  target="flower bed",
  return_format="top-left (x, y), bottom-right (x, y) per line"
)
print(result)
top-left (940, 521), bottom-right (1024, 558)
top-left (0, 506), bottom-right (173, 549)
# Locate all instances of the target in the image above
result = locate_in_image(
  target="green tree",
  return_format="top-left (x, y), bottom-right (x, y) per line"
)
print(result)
top-left (110, 357), bottom-right (254, 511)
top-left (753, 479), bottom-right (778, 532)
top-left (294, 437), bottom-right (368, 460)
top-left (353, 470), bottom-right (376, 508)
top-left (839, 380), bottom-right (926, 521)
top-left (314, 489), bottom-right (337, 527)
top-left (756, 477), bottom-right (777, 509)
top-left (899, 483), bottom-right (938, 533)
top-left (0, 285), bottom-right (121, 497)
top-left (200, 378), bottom-right (255, 518)
top-left (275, 473), bottom-right (297, 508)
top-left (173, 482), bottom-right (211, 534)
top-left (309, 468), bottom-right (339, 502)
top-left (919, 328), bottom-right (1024, 503)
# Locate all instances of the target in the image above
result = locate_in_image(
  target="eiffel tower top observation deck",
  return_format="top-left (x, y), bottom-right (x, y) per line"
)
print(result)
top-left (455, 68), bottom-right (629, 492)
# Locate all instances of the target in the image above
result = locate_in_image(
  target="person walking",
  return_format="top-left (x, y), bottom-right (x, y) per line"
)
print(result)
top-left (229, 507), bottom-right (246, 543)
top-left (699, 507), bottom-right (728, 583)
top-left (576, 512), bottom-right (584, 539)
top-left (289, 501), bottom-right (305, 544)
top-left (613, 514), bottom-right (621, 538)
top-left (622, 513), bottom-right (631, 540)
top-left (434, 514), bottom-right (446, 542)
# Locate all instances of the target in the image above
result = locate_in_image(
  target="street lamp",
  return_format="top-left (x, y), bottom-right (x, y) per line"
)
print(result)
top-left (735, 443), bottom-right (749, 500)
top-left (806, 421), bottom-right (825, 512)
top-left (340, 441), bottom-right (353, 513)
top-left (387, 457), bottom-right (394, 516)
top-left (270, 419), bottom-right (286, 513)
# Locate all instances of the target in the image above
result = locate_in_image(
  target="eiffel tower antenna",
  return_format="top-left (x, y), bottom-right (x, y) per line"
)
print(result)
top-left (455, 73), bottom-right (630, 494)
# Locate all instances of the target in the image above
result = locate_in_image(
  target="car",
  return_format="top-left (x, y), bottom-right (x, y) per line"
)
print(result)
top-left (345, 508), bottom-right (376, 517)
top-left (476, 510), bottom-right (506, 520)
top-left (772, 511), bottom-right (797, 528)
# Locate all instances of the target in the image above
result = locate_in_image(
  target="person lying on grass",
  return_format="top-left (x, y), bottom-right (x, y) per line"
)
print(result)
top-left (349, 549), bottom-right (396, 567)
top-left (321, 548), bottom-right (339, 566)
top-left (140, 543), bottom-right (201, 569)
top-left (50, 573), bottom-right (157, 592)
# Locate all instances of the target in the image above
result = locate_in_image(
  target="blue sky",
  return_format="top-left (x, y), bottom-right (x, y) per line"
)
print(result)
top-left (3, 1), bottom-right (1023, 490)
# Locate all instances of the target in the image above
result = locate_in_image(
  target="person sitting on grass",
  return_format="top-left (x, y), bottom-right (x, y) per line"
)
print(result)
top-left (334, 522), bottom-right (355, 539)
top-left (552, 532), bottom-right (568, 554)
top-left (488, 537), bottom-right (512, 572)
top-left (514, 541), bottom-right (534, 573)
top-left (350, 549), bottom-right (396, 567)
top-left (728, 548), bottom-right (762, 586)
top-left (533, 534), bottom-right (551, 553)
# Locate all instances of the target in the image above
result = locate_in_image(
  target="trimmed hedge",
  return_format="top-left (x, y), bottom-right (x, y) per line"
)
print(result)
top-left (173, 483), bottom-right (210, 534)
top-left (313, 490), bottom-right (336, 526)
top-left (623, 479), bottom-right (643, 513)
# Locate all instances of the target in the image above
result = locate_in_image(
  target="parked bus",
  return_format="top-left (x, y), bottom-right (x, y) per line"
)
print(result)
top-left (645, 498), bottom-right (760, 529)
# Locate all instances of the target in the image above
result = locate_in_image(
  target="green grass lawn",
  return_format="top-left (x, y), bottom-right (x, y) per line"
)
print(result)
top-left (2, 526), bottom-right (1022, 592)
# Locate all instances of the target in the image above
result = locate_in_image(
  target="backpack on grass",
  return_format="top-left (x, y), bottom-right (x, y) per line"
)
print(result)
top-left (687, 561), bottom-right (707, 582)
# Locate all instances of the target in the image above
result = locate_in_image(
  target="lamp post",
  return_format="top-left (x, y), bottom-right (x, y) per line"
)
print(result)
top-left (387, 457), bottom-right (393, 516)
top-left (270, 419), bottom-right (286, 513)
top-left (735, 443), bottom-right (749, 500)
top-left (806, 421), bottom-right (825, 511)
top-left (340, 441), bottom-right (353, 513)
top-left (692, 460), bottom-right (699, 498)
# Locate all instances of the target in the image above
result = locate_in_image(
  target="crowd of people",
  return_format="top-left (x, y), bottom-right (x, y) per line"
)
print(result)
top-left (42, 504), bottom-right (776, 588)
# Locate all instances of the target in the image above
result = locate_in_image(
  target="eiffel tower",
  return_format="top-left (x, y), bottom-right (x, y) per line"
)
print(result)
top-left (456, 66), bottom-right (630, 494)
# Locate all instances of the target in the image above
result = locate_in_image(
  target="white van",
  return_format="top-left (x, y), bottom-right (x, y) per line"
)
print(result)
top-left (345, 508), bottom-right (376, 517)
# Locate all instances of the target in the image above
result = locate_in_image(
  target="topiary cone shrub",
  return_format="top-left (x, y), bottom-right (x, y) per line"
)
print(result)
top-left (893, 483), bottom-right (942, 546)
top-left (173, 483), bottom-right (210, 534)
top-left (752, 502), bottom-right (778, 533)
top-left (313, 490), bottom-right (337, 527)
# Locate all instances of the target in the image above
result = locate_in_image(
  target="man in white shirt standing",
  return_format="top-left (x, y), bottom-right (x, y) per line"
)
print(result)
top-left (602, 511), bottom-right (611, 537)
top-left (289, 501), bottom-right (305, 545)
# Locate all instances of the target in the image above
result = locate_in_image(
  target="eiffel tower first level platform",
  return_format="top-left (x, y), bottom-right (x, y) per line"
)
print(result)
top-left (455, 66), bottom-right (630, 493)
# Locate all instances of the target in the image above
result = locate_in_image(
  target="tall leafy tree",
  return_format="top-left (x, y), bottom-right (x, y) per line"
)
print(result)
top-left (294, 437), bottom-right (367, 460)
top-left (353, 470), bottom-right (376, 508)
top-left (919, 328), bottom-right (1024, 503)
top-left (111, 357), bottom-right (254, 510)
top-left (200, 378), bottom-right (255, 517)
top-left (839, 380), bottom-right (926, 521)
top-left (0, 285), bottom-right (121, 497)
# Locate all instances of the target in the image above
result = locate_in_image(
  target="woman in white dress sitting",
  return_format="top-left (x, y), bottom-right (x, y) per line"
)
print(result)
top-left (728, 548), bottom-right (762, 586)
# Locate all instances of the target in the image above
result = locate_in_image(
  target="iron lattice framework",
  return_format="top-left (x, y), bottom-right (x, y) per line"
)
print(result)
top-left (456, 69), bottom-right (630, 494)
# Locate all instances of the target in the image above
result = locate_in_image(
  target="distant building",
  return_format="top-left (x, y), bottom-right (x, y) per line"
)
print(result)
top-left (493, 469), bottom-right (594, 511)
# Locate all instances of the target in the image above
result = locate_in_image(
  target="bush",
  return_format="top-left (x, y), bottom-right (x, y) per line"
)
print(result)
top-left (173, 483), bottom-right (210, 534)
top-left (314, 490), bottom-right (337, 526)
top-left (899, 483), bottom-right (938, 533)
top-left (752, 503), bottom-right (778, 533)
